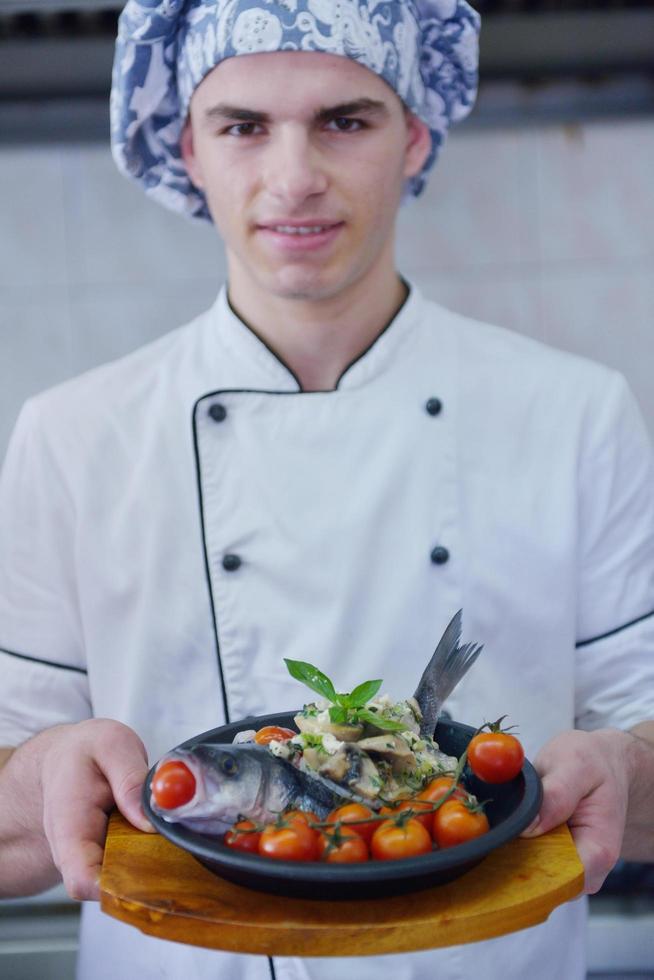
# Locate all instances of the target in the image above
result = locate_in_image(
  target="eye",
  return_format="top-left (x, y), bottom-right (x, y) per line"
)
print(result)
top-left (326, 117), bottom-right (364, 133)
top-left (222, 755), bottom-right (239, 776)
top-left (224, 122), bottom-right (262, 137)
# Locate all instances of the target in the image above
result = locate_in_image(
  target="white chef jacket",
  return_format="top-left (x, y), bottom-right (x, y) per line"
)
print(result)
top-left (1, 282), bottom-right (654, 980)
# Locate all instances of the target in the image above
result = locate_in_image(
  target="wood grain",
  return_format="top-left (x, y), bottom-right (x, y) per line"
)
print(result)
top-left (100, 811), bottom-right (584, 955)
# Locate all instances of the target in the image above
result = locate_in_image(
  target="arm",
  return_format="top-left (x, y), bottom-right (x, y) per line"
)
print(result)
top-left (522, 720), bottom-right (654, 894)
top-left (0, 720), bottom-right (154, 901)
top-left (534, 375), bottom-right (654, 893)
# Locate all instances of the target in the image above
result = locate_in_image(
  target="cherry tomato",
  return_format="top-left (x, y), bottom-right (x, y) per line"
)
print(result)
top-left (318, 827), bottom-right (369, 863)
top-left (325, 803), bottom-right (378, 844)
top-left (259, 819), bottom-right (320, 861)
top-left (371, 818), bottom-right (432, 861)
top-left (467, 731), bottom-right (525, 784)
top-left (432, 799), bottom-right (490, 849)
top-left (283, 809), bottom-right (320, 830)
top-left (379, 799), bottom-right (434, 834)
top-left (417, 776), bottom-right (468, 808)
top-left (150, 760), bottom-right (196, 810)
top-left (224, 819), bottom-right (261, 854)
top-left (254, 726), bottom-right (296, 745)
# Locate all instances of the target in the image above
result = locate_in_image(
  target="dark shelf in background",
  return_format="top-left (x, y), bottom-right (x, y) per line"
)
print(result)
top-left (0, 5), bottom-right (653, 142)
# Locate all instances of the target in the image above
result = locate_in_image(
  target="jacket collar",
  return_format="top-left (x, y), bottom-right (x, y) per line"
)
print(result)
top-left (208, 281), bottom-right (425, 393)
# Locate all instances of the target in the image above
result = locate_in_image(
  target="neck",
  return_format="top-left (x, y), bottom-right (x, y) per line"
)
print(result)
top-left (226, 260), bottom-right (408, 391)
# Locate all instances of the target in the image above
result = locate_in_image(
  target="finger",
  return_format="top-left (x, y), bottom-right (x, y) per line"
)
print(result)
top-left (570, 823), bottom-right (621, 894)
top-left (520, 768), bottom-right (588, 838)
top-left (56, 834), bottom-right (105, 901)
top-left (567, 789), bottom-right (625, 894)
top-left (45, 778), bottom-right (111, 901)
top-left (106, 759), bottom-right (155, 834)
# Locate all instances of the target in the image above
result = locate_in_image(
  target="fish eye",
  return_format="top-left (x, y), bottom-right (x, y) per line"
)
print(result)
top-left (222, 756), bottom-right (239, 777)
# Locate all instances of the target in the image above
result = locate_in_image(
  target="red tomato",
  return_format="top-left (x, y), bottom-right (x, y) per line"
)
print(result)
top-left (224, 819), bottom-right (261, 854)
top-left (467, 732), bottom-right (525, 784)
top-left (318, 827), bottom-right (369, 863)
top-left (259, 820), bottom-right (320, 862)
top-left (325, 803), bottom-right (378, 844)
top-left (283, 810), bottom-right (320, 830)
top-left (371, 818), bottom-right (432, 861)
top-left (254, 726), bottom-right (296, 745)
top-left (379, 799), bottom-right (434, 834)
top-left (432, 799), bottom-right (490, 849)
top-left (151, 760), bottom-right (196, 809)
top-left (416, 776), bottom-right (468, 810)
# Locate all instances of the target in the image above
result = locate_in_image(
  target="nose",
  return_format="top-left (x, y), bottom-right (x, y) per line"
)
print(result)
top-left (262, 125), bottom-right (328, 206)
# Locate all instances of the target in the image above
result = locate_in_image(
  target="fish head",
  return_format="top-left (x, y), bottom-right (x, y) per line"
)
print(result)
top-left (149, 743), bottom-right (271, 833)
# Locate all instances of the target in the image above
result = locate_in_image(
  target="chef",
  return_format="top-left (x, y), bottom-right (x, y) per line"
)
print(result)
top-left (1, 2), bottom-right (653, 979)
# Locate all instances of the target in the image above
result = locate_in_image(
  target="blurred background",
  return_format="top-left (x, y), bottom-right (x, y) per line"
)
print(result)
top-left (1, 1), bottom-right (653, 977)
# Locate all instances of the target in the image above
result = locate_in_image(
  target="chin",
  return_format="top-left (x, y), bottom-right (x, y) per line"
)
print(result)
top-left (269, 256), bottom-right (368, 302)
top-left (267, 271), bottom-right (341, 302)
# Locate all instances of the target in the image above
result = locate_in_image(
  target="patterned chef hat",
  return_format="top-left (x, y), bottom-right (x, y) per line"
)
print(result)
top-left (110, 0), bottom-right (481, 223)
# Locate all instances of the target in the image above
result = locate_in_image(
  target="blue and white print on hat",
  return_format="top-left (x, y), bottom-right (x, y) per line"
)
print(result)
top-left (110, 0), bottom-right (481, 223)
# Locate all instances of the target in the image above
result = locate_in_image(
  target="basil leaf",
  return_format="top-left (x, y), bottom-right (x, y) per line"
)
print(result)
top-left (356, 708), bottom-right (406, 732)
top-left (284, 659), bottom-right (338, 703)
top-left (335, 693), bottom-right (351, 708)
top-left (328, 705), bottom-right (348, 724)
top-left (347, 679), bottom-right (382, 708)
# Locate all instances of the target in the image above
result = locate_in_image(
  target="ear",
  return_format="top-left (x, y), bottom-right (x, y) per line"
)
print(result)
top-left (403, 111), bottom-right (432, 181)
top-left (180, 119), bottom-right (205, 189)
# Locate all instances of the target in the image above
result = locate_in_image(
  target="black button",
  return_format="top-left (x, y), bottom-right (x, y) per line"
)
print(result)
top-left (425, 398), bottom-right (442, 417)
top-left (222, 554), bottom-right (242, 572)
top-left (430, 546), bottom-right (450, 565)
top-left (209, 403), bottom-right (227, 422)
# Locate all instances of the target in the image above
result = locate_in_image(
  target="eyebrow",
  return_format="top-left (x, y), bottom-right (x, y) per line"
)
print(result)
top-left (202, 98), bottom-right (390, 127)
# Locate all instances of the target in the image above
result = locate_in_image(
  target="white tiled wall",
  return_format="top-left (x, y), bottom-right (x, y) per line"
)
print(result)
top-left (1, 116), bottom-right (654, 458)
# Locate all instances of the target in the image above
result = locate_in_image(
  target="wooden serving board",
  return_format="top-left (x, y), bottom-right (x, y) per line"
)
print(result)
top-left (100, 811), bottom-right (584, 956)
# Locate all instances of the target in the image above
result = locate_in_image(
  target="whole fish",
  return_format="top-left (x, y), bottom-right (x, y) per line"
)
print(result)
top-left (148, 609), bottom-right (482, 833)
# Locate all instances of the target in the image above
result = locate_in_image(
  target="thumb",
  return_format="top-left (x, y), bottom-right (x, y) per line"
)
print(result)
top-left (112, 765), bottom-right (156, 834)
top-left (95, 726), bottom-right (156, 834)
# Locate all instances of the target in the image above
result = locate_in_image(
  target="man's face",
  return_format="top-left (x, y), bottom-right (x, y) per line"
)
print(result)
top-left (182, 52), bottom-right (431, 304)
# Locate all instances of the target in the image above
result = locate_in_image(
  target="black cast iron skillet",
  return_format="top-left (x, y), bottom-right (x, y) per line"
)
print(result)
top-left (143, 712), bottom-right (542, 900)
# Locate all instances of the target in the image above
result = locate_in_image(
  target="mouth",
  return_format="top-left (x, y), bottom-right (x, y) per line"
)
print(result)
top-left (256, 220), bottom-right (345, 252)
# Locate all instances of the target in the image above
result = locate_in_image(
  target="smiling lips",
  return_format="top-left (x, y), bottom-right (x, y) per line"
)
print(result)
top-left (257, 220), bottom-right (344, 251)
top-left (265, 223), bottom-right (338, 235)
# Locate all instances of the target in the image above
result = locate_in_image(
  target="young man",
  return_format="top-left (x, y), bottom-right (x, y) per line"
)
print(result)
top-left (1, 2), bottom-right (653, 979)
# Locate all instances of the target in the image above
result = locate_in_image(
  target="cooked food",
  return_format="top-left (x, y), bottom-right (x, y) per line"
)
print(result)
top-left (149, 610), bottom-right (483, 834)
top-left (269, 692), bottom-right (459, 802)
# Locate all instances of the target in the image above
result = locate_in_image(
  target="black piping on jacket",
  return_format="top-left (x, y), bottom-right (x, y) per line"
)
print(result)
top-left (0, 645), bottom-right (87, 674)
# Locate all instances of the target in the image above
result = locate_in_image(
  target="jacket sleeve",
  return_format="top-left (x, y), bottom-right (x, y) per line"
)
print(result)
top-left (0, 398), bottom-right (91, 745)
top-left (574, 371), bottom-right (654, 732)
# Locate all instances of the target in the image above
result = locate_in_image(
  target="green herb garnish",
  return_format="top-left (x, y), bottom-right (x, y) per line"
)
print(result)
top-left (284, 659), bottom-right (406, 731)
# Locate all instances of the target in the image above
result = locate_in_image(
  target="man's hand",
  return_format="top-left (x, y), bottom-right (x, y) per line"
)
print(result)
top-left (0, 719), bottom-right (154, 902)
top-left (521, 724), bottom-right (654, 894)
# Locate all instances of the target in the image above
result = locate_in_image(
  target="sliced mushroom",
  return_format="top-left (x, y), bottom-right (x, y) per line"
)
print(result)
top-left (342, 748), bottom-right (382, 800)
top-left (294, 712), bottom-right (364, 742)
top-left (315, 748), bottom-right (351, 783)
top-left (325, 722), bottom-right (364, 742)
top-left (356, 734), bottom-right (417, 776)
top-left (357, 734), bottom-right (414, 759)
